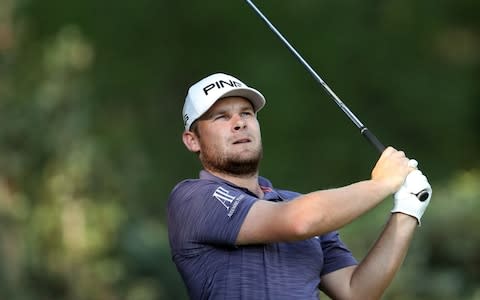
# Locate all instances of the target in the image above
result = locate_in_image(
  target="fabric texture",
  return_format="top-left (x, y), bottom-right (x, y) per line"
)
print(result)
top-left (168, 171), bottom-right (358, 300)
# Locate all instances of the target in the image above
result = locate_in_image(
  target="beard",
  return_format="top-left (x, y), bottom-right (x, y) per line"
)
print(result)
top-left (199, 142), bottom-right (263, 177)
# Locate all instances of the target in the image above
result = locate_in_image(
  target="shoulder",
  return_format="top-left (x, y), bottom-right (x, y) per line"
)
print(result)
top-left (276, 189), bottom-right (302, 200)
top-left (270, 188), bottom-right (302, 202)
top-left (168, 178), bottom-right (219, 206)
top-left (258, 175), bottom-right (303, 201)
top-left (168, 178), bottom-right (252, 211)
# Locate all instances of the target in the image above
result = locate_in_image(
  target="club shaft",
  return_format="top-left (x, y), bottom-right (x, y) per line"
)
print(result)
top-left (245, 0), bottom-right (385, 153)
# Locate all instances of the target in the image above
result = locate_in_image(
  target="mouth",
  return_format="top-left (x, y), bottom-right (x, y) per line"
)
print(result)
top-left (233, 138), bottom-right (251, 145)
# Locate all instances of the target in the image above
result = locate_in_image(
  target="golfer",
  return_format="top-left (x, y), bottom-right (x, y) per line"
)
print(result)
top-left (168, 73), bottom-right (432, 300)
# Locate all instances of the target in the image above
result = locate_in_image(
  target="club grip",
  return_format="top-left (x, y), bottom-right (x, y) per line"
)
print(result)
top-left (361, 127), bottom-right (385, 153)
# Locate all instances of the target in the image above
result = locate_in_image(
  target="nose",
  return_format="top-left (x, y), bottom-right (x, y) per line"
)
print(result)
top-left (232, 114), bottom-right (247, 131)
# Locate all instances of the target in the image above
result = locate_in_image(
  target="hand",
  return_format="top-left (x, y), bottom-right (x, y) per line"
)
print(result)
top-left (371, 147), bottom-right (413, 194)
top-left (391, 169), bottom-right (432, 225)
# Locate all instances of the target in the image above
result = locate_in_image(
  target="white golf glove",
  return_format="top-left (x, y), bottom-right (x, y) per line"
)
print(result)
top-left (391, 169), bottom-right (432, 225)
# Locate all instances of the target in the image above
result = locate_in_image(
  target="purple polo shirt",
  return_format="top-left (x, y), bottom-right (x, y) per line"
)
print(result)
top-left (167, 170), bottom-right (358, 299)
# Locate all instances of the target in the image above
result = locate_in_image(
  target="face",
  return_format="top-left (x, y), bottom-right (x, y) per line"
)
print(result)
top-left (183, 96), bottom-right (263, 176)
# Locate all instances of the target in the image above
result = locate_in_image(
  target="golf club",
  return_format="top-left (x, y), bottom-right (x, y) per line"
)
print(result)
top-left (245, 0), bottom-right (431, 202)
top-left (245, 0), bottom-right (385, 152)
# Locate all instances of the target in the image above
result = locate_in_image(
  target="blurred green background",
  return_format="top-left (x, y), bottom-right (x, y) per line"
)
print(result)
top-left (0, 0), bottom-right (479, 299)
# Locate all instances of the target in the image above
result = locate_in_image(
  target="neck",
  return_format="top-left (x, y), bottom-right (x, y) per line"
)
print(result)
top-left (207, 169), bottom-right (264, 199)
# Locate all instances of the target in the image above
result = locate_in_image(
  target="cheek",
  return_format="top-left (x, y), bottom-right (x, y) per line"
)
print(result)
top-left (251, 120), bottom-right (262, 137)
top-left (199, 129), bottom-right (226, 150)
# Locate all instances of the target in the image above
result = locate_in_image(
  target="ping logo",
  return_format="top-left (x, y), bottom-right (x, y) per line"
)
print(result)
top-left (212, 186), bottom-right (243, 217)
top-left (203, 79), bottom-right (243, 96)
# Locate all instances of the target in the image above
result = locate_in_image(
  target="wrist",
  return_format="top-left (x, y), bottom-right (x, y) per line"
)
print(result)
top-left (387, 213), bottom-right (418, 239)
top-left (390, 211), bottom-right (419, 226)
top-left (370, 177), bottom-right (396, 197)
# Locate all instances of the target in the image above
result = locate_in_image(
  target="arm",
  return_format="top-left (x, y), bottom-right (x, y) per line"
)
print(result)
top-left (319, 213), bottom-right (417, 300)
top-left (236, 147), bottom-right (413, 245)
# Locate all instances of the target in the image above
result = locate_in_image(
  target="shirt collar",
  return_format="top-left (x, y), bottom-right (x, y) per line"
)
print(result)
top-left (199, 170), bottom-right (278, 200)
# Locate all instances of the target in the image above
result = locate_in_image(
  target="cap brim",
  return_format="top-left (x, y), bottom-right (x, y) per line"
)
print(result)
top-left (218, 87), bottom-right (266, 113)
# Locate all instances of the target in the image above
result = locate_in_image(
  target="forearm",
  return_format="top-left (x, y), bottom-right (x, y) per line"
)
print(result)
top-left (349, 213), bottom-right (417, 299)
top-left (290, 179), bottom-right (392, 237)
top-left (236, 178), bottom-right (396, 245)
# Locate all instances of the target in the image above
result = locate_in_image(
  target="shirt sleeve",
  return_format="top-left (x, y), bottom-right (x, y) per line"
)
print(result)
top-left (168, 180), bottom-right (257, 250)
top-left (320, 231), bottom-right (358, 276)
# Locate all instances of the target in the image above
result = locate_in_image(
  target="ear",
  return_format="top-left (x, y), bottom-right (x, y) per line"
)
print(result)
top-left (182, 131), bottom-right (201, 153)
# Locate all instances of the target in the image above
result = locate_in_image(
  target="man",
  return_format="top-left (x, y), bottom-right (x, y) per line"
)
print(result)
top-left (168, 72), bottom-right (432, 299)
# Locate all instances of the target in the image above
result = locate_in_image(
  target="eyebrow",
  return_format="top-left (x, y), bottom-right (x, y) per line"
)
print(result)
top-left (205, 104), bottom-right (254, 119)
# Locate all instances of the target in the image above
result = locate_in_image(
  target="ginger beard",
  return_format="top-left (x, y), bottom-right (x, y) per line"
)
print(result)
top-left (198, 136), bottom-right (263, 177)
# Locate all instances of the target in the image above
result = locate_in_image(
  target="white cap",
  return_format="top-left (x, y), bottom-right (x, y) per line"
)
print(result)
top-left (182, 73), bottom-right (266, 130)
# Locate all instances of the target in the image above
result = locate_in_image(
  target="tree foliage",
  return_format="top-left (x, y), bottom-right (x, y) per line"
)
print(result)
top-left (0, 0), bottom-right (479, 299)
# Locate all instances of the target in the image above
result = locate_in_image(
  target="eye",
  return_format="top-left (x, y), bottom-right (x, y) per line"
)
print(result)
top-left (241, 111), bottom-right (253, 117)
top-left (213, 114), bottom-right (227, 120)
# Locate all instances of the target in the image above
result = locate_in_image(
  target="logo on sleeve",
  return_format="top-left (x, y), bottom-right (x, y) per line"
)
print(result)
top-left (212, 186), bottom-right (244, 217)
